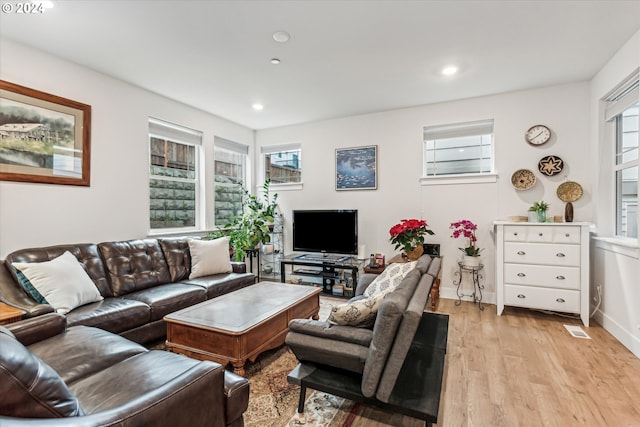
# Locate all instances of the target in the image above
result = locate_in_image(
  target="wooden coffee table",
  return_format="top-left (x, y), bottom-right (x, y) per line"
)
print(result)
top-left (164, 281), bottom-right (321, 376)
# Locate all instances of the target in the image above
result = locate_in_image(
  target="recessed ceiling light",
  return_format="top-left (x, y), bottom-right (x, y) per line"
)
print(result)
top-left (272, 31), bottom-right (291, 43)
top-left (252, 104), bottom-right (264, 111)
top-left (270, 58), bottom-right (281, 65)
top-left (442, 65), bottom-right (458, 76)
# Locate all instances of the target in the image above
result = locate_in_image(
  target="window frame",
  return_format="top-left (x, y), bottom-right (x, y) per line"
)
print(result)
top-left (261, 143), bottom-right (303, 188)
top-left (421, 119), bottom-right (497, 186)
top-left (213, 137), bottom-right (249, 227)
top-left (605, 71), bottom-right (639, 240)
top-left (148, 118), bottom-right (203, 234)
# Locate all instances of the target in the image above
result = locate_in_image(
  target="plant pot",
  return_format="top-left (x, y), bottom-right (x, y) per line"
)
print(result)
top-left (404, 245), bottom-right (424, 261)
top-left (537, 210), bottom-right (547, 222)
top-left (462, 255), bottom-right (481, 268)
top-left (527, 211), bottom-right (538, 222)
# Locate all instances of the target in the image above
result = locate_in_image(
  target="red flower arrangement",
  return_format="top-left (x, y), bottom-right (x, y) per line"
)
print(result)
top-left (389, 219), bottom-right (434, 252)
top-left (450, 219), bottom-right (482, 256)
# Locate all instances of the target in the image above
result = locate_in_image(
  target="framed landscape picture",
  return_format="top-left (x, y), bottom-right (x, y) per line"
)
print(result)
top-left (0, 80), bottom-right (91, 186)
top-left (335, 145), bottom-right (377, 190)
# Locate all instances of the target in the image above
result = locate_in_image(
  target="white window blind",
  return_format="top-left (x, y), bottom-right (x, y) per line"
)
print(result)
top-left (423, 119), bottom-right (494, 176)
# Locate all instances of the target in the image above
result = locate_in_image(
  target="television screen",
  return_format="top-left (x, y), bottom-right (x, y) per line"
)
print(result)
top-left (292, 210), bottom-right (358, 255)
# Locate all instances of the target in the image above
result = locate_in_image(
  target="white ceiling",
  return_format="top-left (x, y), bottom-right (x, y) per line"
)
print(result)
top-left (1, 1), bottom-right (639, 130)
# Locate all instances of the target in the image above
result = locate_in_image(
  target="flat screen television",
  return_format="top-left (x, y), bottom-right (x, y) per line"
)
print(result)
top-left (292, 210), bottom-right (358, 255)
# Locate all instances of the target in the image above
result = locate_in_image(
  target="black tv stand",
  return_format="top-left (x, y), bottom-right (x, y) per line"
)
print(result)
top-left (280, 254), bottom-right (362, 298)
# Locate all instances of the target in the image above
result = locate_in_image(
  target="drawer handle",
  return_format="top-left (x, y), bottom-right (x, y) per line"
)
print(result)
top-left (517, 251), bottom-right (526, 255)
top-left (565, 233), bottom-right (570, 237)
top-left (556, 298), bottom-right (565, 303)
top-left (556, 275), bottom-right (565, 280)
top-left (539, 233), bottom-right (543, 236)
top-left (517, 294), bottom-right (526, 299)
top-left (556, 253), bottom-right (565, 257)
top-left (513, 232), bottom-right (518, 236)
top-left (517, 273), bottom-right (526, 277)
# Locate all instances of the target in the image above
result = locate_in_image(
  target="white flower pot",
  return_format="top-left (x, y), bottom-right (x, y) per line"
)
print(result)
top-left (462, 255), bottom-right (481, 268)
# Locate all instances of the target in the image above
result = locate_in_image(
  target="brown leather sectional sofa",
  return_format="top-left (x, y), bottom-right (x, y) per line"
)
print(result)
top-left (1, 313), bottom-right (249, 426)
top-left (0, 237), bottom-right (256, 344)
top-left (0, 237), bottom-right (256, 425)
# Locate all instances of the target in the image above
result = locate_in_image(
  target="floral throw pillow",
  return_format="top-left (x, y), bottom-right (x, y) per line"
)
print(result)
top-left (327, 293), bottom-right (383, 328)
top-left (363, 261), bottom-right (417, 298)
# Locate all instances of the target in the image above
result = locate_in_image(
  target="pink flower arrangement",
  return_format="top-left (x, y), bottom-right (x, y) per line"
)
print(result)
top-left (450, 219), bottom-right (482, 256)
top-left (389, 219), bottom-right (434, 251)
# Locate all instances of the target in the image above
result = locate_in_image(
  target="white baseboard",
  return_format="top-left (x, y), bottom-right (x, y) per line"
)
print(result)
top-left (592, 308), bottom-right (640, 359)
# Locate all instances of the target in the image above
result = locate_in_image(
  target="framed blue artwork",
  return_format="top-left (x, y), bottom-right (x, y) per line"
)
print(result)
top-left (335, 145), bottom-right (377, 190)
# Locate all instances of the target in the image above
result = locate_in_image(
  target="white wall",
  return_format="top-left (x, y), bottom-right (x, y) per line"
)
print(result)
top-left (589, 30), bottom-right (640, 358)
top-left (0, 39), bottom-right (254, 258)
top-left (256, 82), bottom-right (592, 303)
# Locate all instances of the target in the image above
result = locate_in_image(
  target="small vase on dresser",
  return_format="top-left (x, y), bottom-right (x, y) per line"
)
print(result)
top-left (494, 221), bottom-right (591, 326)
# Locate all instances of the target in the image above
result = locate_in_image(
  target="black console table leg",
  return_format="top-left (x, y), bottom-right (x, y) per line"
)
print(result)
top-left (297, 385), bottom-right (307, 413)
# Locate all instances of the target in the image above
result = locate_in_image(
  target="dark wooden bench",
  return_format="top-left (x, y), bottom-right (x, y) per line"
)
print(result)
top-left (287, 311), bottom-right (449, 426)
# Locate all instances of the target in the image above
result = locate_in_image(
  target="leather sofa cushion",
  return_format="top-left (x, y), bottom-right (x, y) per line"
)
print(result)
top-left (123, 283), bottom-right (206, 321)
top-left (0, 327), bottom-right (84, 418)
top-left (361, 268), bottom-right (421, 398)
top-left (69, 351), bottom-right (223, 415)
top-left (98, 239), bottom-right (172, 296)
top-left (65, 297), bottom-right (151, 334)
top-left (183, 273), bottom-right (255, 299)
top-left (158, 237), bottom-right (192, 282)
top-left (5, 243), bottom-right (113, 297)
top-left (28, 325), bottom-right (148, 385)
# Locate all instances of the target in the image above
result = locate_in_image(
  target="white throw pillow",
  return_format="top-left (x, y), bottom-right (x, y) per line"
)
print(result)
top-left (327, 293), bottom-right (384, 327)
top-left (188, 237), bottom-right (232, 279)
top-left (12, 251), bottom-right (103, 314)
top-left (363, 261), bottom-right (417, 298)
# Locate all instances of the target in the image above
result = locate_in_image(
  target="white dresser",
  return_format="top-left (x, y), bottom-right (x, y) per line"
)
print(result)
top-left (494, 221), bottom-right (591, 326)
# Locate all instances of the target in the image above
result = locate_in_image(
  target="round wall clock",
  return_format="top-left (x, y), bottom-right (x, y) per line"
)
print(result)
top-left (538, 155), bottom-right (564, 176)
top-left (525, 124), bottom-right (551, 145)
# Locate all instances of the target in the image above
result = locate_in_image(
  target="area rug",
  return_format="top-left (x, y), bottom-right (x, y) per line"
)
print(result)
top-left (243, 296), bottom-right (362, 427)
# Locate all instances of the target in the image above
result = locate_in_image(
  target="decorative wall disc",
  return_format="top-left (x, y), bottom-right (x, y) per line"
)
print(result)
top-left (538, 155), bottom-right (564, 176)
top-left (557, 181), bottom-right (583, 202)
top-left (511, 169), bottom-right (536, 190)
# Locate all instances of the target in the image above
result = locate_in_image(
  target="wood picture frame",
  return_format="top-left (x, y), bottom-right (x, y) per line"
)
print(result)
top-left (0, 80), bottom-right (91, 186)
top-left (335, 145), bottom-right (377, 190)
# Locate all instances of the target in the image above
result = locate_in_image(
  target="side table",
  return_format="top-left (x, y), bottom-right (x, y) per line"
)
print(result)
top-left (453, 262), bottom-right (484, 310)
top-left (0, 302), bottom-right (26, 325)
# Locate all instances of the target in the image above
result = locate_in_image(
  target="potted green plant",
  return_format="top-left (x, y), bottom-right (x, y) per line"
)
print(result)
top-left (531, 201), bottom-right (549, 223)
top-left (208, 180), bottom-right (278, 261)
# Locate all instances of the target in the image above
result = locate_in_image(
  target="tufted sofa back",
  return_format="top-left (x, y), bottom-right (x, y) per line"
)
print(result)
top-left (97, 239), bottom-right (172, 297)
top-left (5, 244), bottom-right (113, 297)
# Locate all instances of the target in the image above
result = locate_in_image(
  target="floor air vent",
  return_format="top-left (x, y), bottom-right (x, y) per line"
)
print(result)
top-left (564, 324), bottom-right (591, 339)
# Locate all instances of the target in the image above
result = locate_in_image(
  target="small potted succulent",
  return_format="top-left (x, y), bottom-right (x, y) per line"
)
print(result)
top-left (529, 201), bottom-right (549, 223)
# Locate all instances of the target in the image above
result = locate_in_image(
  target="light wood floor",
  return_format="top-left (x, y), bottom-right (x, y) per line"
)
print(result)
top-left (348, 298), bottom-right (640, 427)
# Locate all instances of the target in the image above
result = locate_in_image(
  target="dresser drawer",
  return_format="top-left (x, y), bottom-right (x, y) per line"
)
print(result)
top-left (504, 242), bottom-right (580, 266)
top-left (504, 225), bottom-right (581, 243)
top-left (504, 285), bottom-right (580, 313)
top-left (504, 264), bottom-right (580, 290)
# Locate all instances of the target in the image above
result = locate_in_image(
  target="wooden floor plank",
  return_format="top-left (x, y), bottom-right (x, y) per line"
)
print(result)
top-left (346, 298), bottom-right (640, 427)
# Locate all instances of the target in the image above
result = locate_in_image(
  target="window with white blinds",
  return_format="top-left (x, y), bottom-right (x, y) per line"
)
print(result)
top-left (423, 119), bottom-right (494, 177)
top-left (261, 144), bottom-right (302, 184)
top-left (148, 118), bottom-right (202, 231)
top-left (214, 137), bottom-right (248, 226)
top-left (605, 70), bottom-right (639, 238)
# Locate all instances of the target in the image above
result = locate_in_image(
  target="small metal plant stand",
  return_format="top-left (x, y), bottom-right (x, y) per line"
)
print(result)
top-left (453, 262), bottom-right (484, 310)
